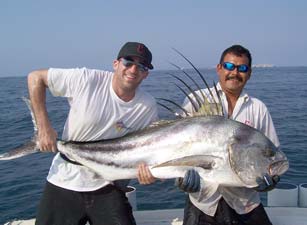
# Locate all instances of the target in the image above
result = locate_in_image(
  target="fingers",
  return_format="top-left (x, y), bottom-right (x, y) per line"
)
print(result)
top-left (175, 177), bottom-right (183, 187)
top-left (137, 163), bottom-right (156, 185)
top-left (263, 174), bottom-right (274, 186)
top-left (182, 169), bottom-right (193, 189)
top-left (39, 138), bottom-right (57, 152)
top-left (192, 170), bottom-right (201, 192)
top-left (254, 174), bottom-right (279, 192)
top-left (176, 169), bottom-right (201, 193)
top-left (272, 175), bottom-right (280, 184)
top-left (38, 128), bottom-right (58, 152)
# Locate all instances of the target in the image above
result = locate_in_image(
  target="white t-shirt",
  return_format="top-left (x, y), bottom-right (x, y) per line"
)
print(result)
top-left (182, 83), bottom-right (280, 216)
top-left (46, 67), bottom-right (158, 191)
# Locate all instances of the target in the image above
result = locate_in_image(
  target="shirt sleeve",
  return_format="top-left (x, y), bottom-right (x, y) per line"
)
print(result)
top-left (47, 68), bottom-right (88, 98)
top-left (260, 108), bottom-right (280, 148)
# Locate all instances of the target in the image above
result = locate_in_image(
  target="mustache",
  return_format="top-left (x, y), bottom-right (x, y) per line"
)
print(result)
top-left (226, 75), bottom-right (243, 82)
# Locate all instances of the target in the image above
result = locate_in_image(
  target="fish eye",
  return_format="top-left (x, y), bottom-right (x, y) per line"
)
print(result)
top-left (262, 148), bottom-right (275, 157)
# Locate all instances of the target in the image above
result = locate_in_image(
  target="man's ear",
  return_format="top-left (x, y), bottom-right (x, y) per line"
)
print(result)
top-left (143, 71), bottom-right (149, 79)
top-left (216, 64), bottom-right (222, 77)
top-left (113, 60), bottom-right (119, 70)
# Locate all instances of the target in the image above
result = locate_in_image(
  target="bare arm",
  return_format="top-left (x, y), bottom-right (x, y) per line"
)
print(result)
top-left (28, 70), bottom-right (58, 152)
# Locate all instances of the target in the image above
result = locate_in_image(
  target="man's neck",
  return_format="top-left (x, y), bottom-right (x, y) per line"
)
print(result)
top-left (113, 87), bottom-right (135, 102)
top-left (224, 91), bottom-right (241, 118)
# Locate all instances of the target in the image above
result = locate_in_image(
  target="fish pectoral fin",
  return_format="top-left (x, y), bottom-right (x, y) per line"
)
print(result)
top-left (153, 155), bottom-right (220, 170)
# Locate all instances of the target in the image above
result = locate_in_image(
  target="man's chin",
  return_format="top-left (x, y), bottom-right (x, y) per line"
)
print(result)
top-left (225, 84), bottom-right (244, 93)
top-left (123, 81), bottom-right (139, 91)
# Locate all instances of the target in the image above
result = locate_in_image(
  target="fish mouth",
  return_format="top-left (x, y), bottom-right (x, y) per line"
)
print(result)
top-left (269, 159), bottom-right (289, 176)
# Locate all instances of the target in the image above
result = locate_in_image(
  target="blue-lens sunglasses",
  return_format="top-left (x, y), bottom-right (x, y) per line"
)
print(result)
top-left (222, 62), bottom-right (249, 73)
top-left (120, 58), bottom-right (149, 72)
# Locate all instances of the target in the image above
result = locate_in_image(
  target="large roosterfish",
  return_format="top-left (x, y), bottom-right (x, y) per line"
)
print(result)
top-left (0, 50), bottom-right (289, 193)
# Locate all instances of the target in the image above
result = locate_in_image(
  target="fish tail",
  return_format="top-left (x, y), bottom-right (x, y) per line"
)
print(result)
top-left (0, 97), bottom-right (39, 160)
top-left (0, 140), bottom-right (38, 160)
top-left (22, 96), bottom-right (38, 135)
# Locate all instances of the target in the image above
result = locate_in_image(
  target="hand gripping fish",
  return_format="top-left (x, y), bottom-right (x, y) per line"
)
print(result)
top-left (0, 50), bottom-right (289, 193)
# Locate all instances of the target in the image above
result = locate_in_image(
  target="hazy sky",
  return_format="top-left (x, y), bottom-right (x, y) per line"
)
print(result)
top-left (1, 0), bottom-right (306, 77)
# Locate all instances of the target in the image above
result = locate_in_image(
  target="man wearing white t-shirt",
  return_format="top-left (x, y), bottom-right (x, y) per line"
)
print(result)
top-left (179, 45), bottom-right (280, 225)
top-left (28, 42), bottom-right (158, 225)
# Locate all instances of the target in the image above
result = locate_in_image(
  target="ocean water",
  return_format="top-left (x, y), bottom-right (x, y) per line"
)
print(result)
top-left (0, 67), bottom-right (307, 224)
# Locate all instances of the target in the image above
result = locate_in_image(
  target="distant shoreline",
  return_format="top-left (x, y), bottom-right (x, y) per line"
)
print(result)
top-left (1, 66), bottom-right (307, 78)
top-left (252, 64), bottom-right (274, 68)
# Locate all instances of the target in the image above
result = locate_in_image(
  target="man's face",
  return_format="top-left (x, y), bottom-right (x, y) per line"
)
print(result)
top-left (217, 53), bottom-right (251, 96)
top-left (113, 56), bottom-right (149, 92)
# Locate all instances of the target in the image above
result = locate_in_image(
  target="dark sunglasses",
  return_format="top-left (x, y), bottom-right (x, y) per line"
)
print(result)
top-left (120, 58), bottom-right (149, 72)
top-left (222, 62), bottom-right (249, 73)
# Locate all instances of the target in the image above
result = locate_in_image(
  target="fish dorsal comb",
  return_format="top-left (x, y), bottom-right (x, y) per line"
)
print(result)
top-left (157, 49), bottom-right (224, 117)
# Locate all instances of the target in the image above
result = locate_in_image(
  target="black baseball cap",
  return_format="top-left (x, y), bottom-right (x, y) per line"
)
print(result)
top-left (117, 42), bottom-right (154, 69)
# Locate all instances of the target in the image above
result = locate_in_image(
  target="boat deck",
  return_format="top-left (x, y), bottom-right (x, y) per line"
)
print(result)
top-left (5, 207), bottom-right (307, 225)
